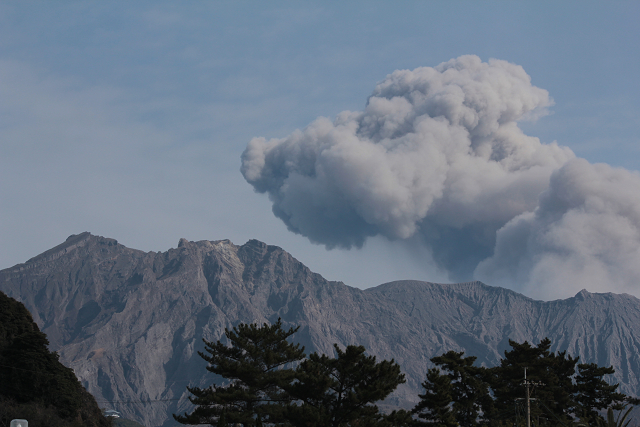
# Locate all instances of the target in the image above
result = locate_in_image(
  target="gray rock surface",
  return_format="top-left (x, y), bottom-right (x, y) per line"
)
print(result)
top-left (2, 232), bottom-right (640, 426)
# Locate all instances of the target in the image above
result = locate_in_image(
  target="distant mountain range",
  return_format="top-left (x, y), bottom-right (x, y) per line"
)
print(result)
top-left (2, 232), bottom-right (640, 426)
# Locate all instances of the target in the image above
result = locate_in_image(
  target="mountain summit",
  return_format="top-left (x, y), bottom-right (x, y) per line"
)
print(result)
top-left (2, 233), bottom-right (640, 426)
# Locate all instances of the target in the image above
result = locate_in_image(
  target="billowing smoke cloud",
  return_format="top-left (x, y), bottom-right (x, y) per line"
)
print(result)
top-left (476, 159), bottom-right (640, 299)
top-left (241, 55), bottom-right (640, 298)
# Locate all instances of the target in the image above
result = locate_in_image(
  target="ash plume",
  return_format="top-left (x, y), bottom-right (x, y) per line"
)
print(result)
top-left (476, 158), bottom-right (640, 299)
top-left (241, 55), bottom-right (640, 298)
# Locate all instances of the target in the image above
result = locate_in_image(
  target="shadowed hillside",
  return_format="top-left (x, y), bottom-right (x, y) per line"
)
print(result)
top-left (0, 290), bottom-right (109, 427)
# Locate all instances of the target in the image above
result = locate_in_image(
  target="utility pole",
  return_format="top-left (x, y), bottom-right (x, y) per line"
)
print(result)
top-left (521, 367), bottom-right (543, 427)
top-left (525, 368), bottom-right (531, 427)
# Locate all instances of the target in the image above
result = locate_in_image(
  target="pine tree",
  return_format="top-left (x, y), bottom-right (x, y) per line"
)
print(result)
top-left (432, 351), bottom-right (493, 426)
top-left (173, 318), bottom-right (305, 426)
top-left (412, 367), bottom-right (458, 427)
top-left (489, 338), bottom-right (578, 426)
top-left (414, 338), bottom-right (629, 427)
top-left (574, 363), bottom-right (626, 425)
top-left (285, 344), bottom-right (406, 427)
top-left (413, 351), bottom-right (495, 426)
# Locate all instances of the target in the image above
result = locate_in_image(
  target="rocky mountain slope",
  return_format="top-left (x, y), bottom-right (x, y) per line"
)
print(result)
top-left (2, 232), bottom-right (640, 426)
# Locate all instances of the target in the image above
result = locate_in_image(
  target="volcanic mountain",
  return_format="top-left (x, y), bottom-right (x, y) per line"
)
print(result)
top-left (1, 232), bottom-right (639, 426)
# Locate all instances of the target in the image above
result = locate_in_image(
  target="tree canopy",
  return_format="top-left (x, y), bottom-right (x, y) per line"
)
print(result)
top-left (414, 338), bottom-right (628, 427)
top-left (176, 321), bottom-right (633, 427)
top-left (175, 319), bottom-right (406, 427)
top-left (413, 351), bottom-right (493, 427)
top-left (285, 344), bottom-right (405, 427)
top-left (173, 318), bottom-right (305, 426)
top-left (0, 291), bottom-right (109, 427)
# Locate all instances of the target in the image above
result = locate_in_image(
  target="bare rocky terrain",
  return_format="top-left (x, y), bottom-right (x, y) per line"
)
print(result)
top-left (2, 232), bottom-right (640, 426)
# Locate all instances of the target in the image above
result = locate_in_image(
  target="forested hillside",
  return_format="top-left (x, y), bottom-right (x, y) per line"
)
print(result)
top-left (0, 291), bottom-right (109, 427)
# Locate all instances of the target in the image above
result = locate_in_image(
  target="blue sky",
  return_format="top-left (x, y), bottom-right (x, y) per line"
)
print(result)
top-left (1, 2), bottom-right (639, 299)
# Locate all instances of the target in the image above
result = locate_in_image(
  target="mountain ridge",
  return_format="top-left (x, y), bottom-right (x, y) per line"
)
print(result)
top-left (1, 233), bottom-right (639, 426)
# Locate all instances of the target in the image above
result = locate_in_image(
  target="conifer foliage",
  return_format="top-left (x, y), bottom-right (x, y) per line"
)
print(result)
top-left (174, 318), bottom-right (305, 426)
top-left (413, 351), bottom-right (492, 426)
top-left (413, 367), bottom-right (458, 427)
top-left (414, 338), bottom-right (628, 427)
top-left (285, 344), bottom-right (405, 427)
top-left (575, 363), bottom-right (626, 424)
top-left (0, 291), bottom-right (109, 427)
top-left (490, 338), bottom-right (578, 425)
top-left (176, 320), bottom-right (631, 427)
top-left (175, 319), bottom-right (406, 427)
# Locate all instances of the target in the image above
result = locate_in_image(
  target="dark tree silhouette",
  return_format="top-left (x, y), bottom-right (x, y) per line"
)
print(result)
top-left (414, 338), bottom-right (629, 427)
top-left (574, 363), bottom-right (625, 424)
top-left (285, 344), bottom-right (406, 427)
top-left (174, 318), bottom-right (305, 426)
top-left (0, 291), bottom-right (109, 427)
top-left (413, 351), bottom-right (492, 426)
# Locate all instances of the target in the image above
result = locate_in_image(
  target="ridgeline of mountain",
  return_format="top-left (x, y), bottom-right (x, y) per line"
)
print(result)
top-left (2, 232), bottom-right (640, 426)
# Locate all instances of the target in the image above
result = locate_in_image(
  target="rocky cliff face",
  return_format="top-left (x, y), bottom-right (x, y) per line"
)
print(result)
top-left (2, 233), bottom-right (640, 426)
